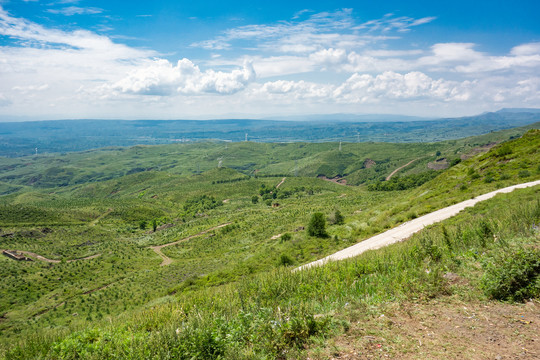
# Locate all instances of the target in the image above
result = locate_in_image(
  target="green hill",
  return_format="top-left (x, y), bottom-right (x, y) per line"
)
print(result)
top-left (0, 125), bottom-right (539, 359)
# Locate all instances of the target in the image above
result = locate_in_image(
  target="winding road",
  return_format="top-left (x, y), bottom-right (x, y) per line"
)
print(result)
top-left (296, 179), bottom-right (540, 271)
top-left (149, 222), bottom-right (232, 266)
top-left (386, 158), bottom-right (420, 181)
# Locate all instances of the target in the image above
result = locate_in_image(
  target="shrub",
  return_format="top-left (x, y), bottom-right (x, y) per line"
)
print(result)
top-left (328, 209), bottom-right (344, 225)
top-left (280, 233), bottom-right (292, 242)
top-left (496, 143), bottom-right (513, 157)
top-left (139, 220), bottom-right (147, 230)
top-left (308, 212), bottom-right (327, 237)
top-left (278, 253), bottom-right (294, 266)
top-left (251, 195), bottom-right (259, 204)
top-left (482, 247), bottom-right (540, 302)
top-left (518, 170), bottom-right (530, 178)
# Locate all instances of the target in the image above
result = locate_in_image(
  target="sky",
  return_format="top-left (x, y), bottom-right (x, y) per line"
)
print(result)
top-left (0, 0), bottom-right (539, 120)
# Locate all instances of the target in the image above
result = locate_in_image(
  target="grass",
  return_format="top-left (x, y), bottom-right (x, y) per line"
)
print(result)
top-left (0, 127), bottom-right (538, 359)
top-left (3, 184), bottom-right (538, 359)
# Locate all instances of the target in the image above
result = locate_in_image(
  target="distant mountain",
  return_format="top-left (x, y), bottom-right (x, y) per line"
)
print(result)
top-left (496, 108), bottom-right (540, 113)
top-left (0, 110), bottom-right (539, 157)
top-left (262, 113), bottom-right (433, 122)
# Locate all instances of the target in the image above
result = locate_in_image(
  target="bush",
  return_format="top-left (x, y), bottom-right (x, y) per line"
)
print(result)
top-left (280, 233), bottom-right (292, 242)
top-left (139, 220), bottom-right (147, 230)
top-left (328, 209), bottom-right (344, 225)
top-left (278, 253), bottom-right (294, 266)
top-left (308, 212), bottom-right (327, 237)
top-left (497, 143), bottom-right (513, 157)
top-left (251, 195), bottom-right (259, 204)
top-left (518, 170), bottom-right (530, 178)
top-left (482, 247), bottom-right (540, 302)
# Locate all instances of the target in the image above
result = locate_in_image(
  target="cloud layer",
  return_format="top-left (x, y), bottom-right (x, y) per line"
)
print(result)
top-left (0, 6), bottom-right (539, 119)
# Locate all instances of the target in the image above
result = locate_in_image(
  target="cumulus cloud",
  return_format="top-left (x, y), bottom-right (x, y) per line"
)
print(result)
top-left (106, 59), bottom-right (255, 96)
top-left (258, 71), bottom-right (473, 104)
top-left (261, 80), bottom-right (332, 99)
top-left (334, 71), bottom-right (472, 102)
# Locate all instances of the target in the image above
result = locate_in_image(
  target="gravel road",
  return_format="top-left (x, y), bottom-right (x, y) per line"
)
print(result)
top-left (296, 179), bottom-right (540, 271)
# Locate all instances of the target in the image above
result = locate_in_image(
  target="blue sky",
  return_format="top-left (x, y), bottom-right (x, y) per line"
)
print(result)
top-left (0, 0), bottom-right (539, 120)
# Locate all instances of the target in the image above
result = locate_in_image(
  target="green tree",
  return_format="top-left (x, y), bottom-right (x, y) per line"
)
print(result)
top-left (331, 209), bottom-right (344, 225)
top-left (251, 195), bottom-right (259, 204)
top-left (139, 220), bottom-right (147, 230)
top-left (308, 212), bottom-right (327, 237)
top-left (152, 219), bottom-right (158, 232)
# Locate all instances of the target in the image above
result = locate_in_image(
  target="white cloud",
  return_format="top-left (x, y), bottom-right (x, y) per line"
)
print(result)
top-left (309, 48), bottom-right (347, 65)
top-left (335, 71), bottom-right (473, 102)
top-left (354, 14), bottom-right (436, 33)
top-left (511, 42), bottom-right (540, 56)
top-left (0, 7), bottom-right (146, 57)
top-left (261, 80), bottom-right (332, 99)
top-left (46, 6), bottom-right (103, 16)
top-left (257, 71), bottom-right (473, 104)
top-left (0, 5), bottom-right (539, 119)
top-left (191, 10), bottom-right (425, 54)
top-left (12, 84), bottom-right (49, 93)
top-left (250, 55), bottom-right (315, 77)
top-left (104, 59), bottom-right (255, 96)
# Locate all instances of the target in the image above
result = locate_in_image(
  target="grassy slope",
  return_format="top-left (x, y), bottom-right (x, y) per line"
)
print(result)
top-left (3, 156), bottom-right (539, 360)
top-left (0, 122), bottom-right (537, 189)
top-left (0, 128), bottom-right (538, 359)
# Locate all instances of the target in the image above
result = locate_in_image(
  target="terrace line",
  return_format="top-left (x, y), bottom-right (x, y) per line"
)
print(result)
top-left (296, 179), bottom-right (540, 271)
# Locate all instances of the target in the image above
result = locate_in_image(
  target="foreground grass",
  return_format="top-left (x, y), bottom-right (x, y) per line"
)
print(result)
top-left (3, 184), bottom-right (538, 359)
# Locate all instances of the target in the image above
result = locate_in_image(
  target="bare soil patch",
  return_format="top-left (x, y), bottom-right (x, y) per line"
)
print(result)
top-left (428, 158), bottom-right (449, 170)
top-left (309, 299), bottom-right (540, 360)
top-left (363, 159), bottom-right (376, 169)
top-left (318, 175), bottom-right (347, 185)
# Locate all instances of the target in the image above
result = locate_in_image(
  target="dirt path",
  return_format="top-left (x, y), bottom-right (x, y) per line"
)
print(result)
top-left (89, 208), bottom-right (113, 226)
top-left (149, 222), bottom-right (232, 266)
top-left (276, 177), bottom-right (286, 188)
top-left (2, 250), bottom-right (101, 263)
top-left (386, 158), bottom-right (420, 181)
top-left (297, 179), bottom-right (540, 271)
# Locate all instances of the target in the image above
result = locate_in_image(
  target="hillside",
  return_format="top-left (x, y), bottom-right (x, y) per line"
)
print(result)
top-left (0, 127), bottom-right (538, 359)
top-left (0, 121), bottom-right (537, 193)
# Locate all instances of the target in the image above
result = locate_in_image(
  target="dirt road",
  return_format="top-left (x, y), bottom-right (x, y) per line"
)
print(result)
top-left (1, 250), bottom-right (101, 263)
top-left (149, 222), bottom-right (232, 266)
top-left (386, 158), bottom-right (420, 181)
top-left (297, 179), bottom-right (540, 271)
top-left (276, 177), bottom-right (286, 188)
top-left (90, 208), bottom-right (113, 226)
